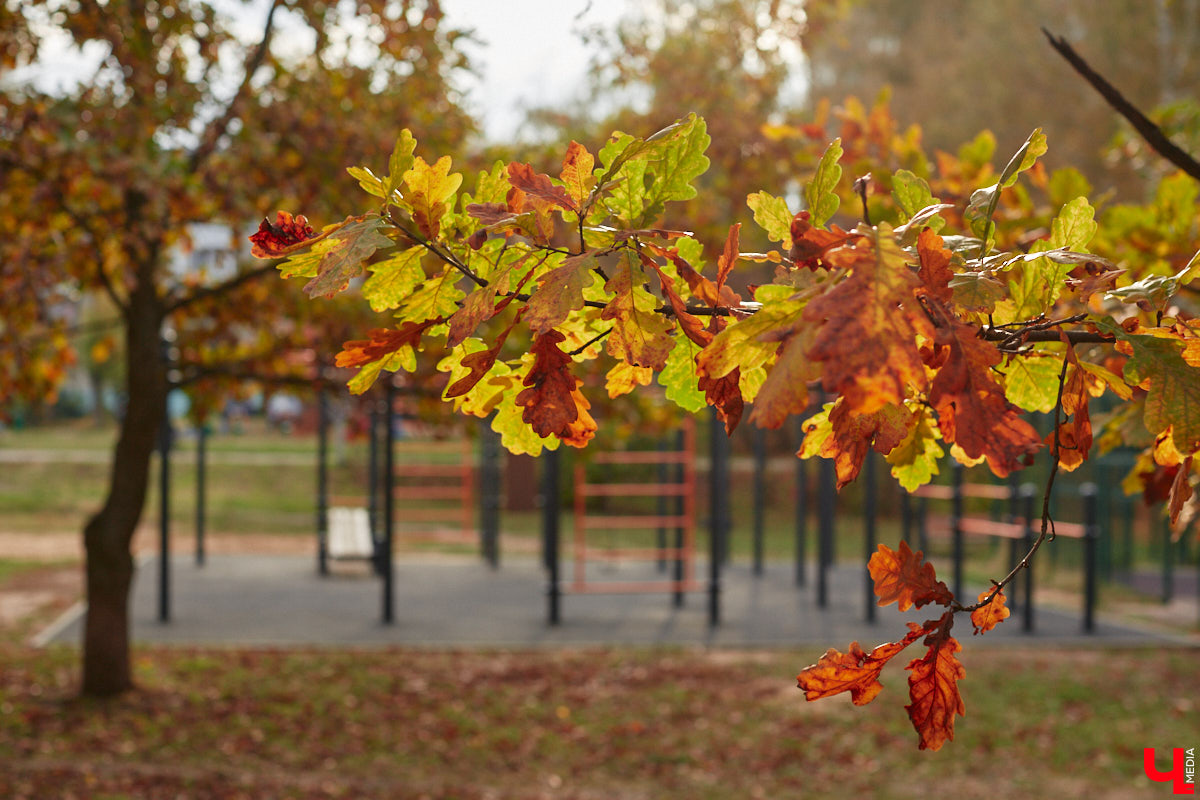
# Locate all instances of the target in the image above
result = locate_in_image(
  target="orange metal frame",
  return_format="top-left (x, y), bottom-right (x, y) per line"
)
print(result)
top-left (569, 419), bottom-right (698, 595)
top-left (392, 438), bottom-right (476, 543)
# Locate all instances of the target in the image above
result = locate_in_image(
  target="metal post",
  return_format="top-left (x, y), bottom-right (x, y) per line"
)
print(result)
top-left (816, 453), bottom-right (835, 609)
top-left (367, 396), bottom-right (381, 551)
top-left (673, 426), bottom-right (686, 609)
top-left (1081, 483), bottom-right (1098, 633)
top-left (381, 379), bottom-right (395, 625)
top-left (752, 424), bottom-right (766, 577)
top-left (901, 492), bottom-right (912, 545)
top-left (542, 447), bottom-right (561, 625)
top-left (864, 450), bottom-right (877, 623)
top-left (316, 387), bottom-right (330, 576)
top-left (1161, 518), bottom-right (1174, 605)
top-left (479, 417), bottom-right (500, 569)
top-left (709, 409), bottom-right (725, 626)
top-left (952, 463), bottom-right (965, 601)
top-left (794, 415), bottom-right (807, 586)
top-left (158, 394), bottom-right (171, 624)
top-left (656, 441), bottom-right (668, 573)
top-left (195, 422), bottom-right (207, 567)
top-left (1021, 484), bottom-right (1036, 632)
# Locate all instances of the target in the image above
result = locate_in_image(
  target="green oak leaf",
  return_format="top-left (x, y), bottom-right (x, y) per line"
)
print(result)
top-left (361, 246), bottom-right (426, 312)
top-left (658, 337), bottom-right (706, 413)
top-left (1001, 352), bottom-right (1065, 413)
top-left (805, 138), bottom-right (842, 228)
top-left (525, 253), bottom-right (596, 335)
top-left (397, 266), bottom-right (466, 324)
top-left (886, 405), bottom-right (945, 491)
top-left (747, 191), bottom-right (794, 248)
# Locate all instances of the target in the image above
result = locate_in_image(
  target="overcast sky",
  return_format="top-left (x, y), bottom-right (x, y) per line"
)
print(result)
top-left (10, 0), bottom-right (627, 143)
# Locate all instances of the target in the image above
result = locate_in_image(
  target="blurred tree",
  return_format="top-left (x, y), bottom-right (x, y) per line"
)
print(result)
top-left (525, 0), bottom-right (851, 251)
top-left (804, 0), bottom-right (1200, 199)
top-left (0, 0), bottom-right (474, 696)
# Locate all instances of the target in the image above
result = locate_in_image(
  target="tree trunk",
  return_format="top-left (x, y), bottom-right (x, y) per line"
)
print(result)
top-left (81, 280), bottom-right (166, 697)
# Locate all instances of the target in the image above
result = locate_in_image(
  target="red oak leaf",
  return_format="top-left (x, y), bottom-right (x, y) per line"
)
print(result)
top-left (796, 623), bottom-right (929, 706)
top-left (868, 541), bottom-right (954, 612)
top-left (515, 331), bottom-right (595, 446)
top-left (905, 615), bottom-right (966, 751)
top-left (507, 162), bottom-right (576, 212)
top-left (787, 211), bottom-right (863, 269)
top-left (335, 318), bottom-right (443, 369)
top-left (249, 211), bottom-right (314, 258)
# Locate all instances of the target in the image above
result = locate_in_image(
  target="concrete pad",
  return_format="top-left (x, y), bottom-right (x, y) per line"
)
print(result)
top-left (40, 554), bottom-right (1184, 649)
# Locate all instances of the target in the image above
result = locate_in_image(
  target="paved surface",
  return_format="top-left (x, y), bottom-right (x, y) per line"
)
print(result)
top-left (40, 553), bottom-right (1189, 649)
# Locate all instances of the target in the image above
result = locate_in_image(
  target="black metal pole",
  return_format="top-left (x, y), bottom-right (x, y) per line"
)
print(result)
top-left (542, 447), bottom-right (561, 625)
top-left (1082, 482), bottom-right (1098, 633)
top-left (709, 409), bottom-right (725, 626)
top-left (1021, 484), bottom-right (1036, 632)
top-left (158, 393), bottom-right (171, 623)
top-left (367, 396), bottom-right (381, 551)
top-left (816, 453), bottom-right (835, 609)
top-left (479, 417), bottom-right (501, 569)
top-left (673, 427), bottom-right (685, 609)
top-left (864, 450), bottom-right (877, 623)
top-left (794, 415), bottom-right (807, 586)
top-left (195, 421), bottom-right (207, 567)
top-left (316, 387), bottom-right (330, 576)
top-left (952, 462), bottom-right (965, 601)
top-left (381, 379), bottom-right (395, 625)
top-left (656, 441), bottom-right (668, 573)
top-left (1161, 517), bottom-right (1174, 605)
top-left (752, 424), bottom-right (766, 577)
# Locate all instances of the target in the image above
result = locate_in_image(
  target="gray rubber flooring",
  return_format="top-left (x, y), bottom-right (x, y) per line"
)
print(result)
top-left (39, 553), bottom-right (1188, 649)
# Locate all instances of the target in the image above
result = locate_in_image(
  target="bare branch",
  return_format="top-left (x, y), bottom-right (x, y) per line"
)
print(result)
top-left (187, 0), bottom-right (284, 175)
top-left (164, 261), bottom-right (279, 315)
top-left (1043, 28), bottom-right (1200, 181)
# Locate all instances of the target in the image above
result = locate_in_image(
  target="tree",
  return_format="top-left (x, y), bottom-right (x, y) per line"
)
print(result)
top-left (259, 71), bottom-right (1199, 747)
top-left (0, 0), bottom-right (474, 696)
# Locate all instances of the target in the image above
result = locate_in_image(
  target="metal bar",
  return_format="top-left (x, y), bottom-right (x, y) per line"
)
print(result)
top-left (1081, 483), bottom-right (1098, 633)
top-left (367, 397), bottom-right (380, 545)
top-left (592, 451), bottom-right (691, 464)
top-left (952, 463), bottom-right (965, 601)
top-left (583, 483), bottom-right (692, 497)
top-left (1021, 484), bottom-right (1036, 633)
top-left (675, 424), bottom-right (689, 608)
top-left (657, 440), bottom-right (668, 573)
top-left (753, 424), bottom-right (766, 577)
top-left (479, 416), bottom-right (500, 569)
top-left (316, 387), bottom-right (329, 576)
top-left (565, 580), bottom-right (706, 595)
top-left (573, 462), bottom-right (586, 589)
top-left (709, 409), bottom-right (724, 626)
top-left (794, 416), bottom-right (807, 586)
top-left (195, 422), bottom-right (207, 568)
top-left (381, 379), bottom-right (395, 625)
top-left (1161, 517), bottom-right (1174, 605)
top-left (543, 447), bottom-right (561, 625)
top-left (816, 451), bottom-right (835, 609)
top-left (864, 450), bottom-right (877, 623)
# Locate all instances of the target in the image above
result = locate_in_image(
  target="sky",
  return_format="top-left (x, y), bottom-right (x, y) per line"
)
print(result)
top-left (7, 0), bottom-right (628, 144)
top-left (442, 0), bottom-right (631, 141)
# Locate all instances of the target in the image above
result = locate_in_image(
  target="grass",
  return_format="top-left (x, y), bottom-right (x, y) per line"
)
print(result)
top-left (0, 644), bottom-right (1195, 799)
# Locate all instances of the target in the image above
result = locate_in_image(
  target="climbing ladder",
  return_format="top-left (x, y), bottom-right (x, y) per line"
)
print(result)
top-left (570, 419), bottom-right (698, 596)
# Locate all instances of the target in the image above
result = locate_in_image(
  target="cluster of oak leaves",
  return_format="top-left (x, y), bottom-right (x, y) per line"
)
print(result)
top-left (250, 115), bottom-right (1200, 751)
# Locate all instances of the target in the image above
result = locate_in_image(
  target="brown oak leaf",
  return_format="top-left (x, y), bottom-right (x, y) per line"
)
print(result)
top-left (969, 588), bottom-right (1010, 635)
top-left (868, 541), bottom-right (954, 612)
top-left (335, 318), bottom-right (443, 369)
top-left (515, 331), bottom-right (595, 445)
top-left (915, 227), bottom-right (955, 304)
top-left (905, 615), bottom-right (966, 751)
top-left (796, 623), bottom-right (928, 706)
top-left (788, 211), bottom-right (864, 269)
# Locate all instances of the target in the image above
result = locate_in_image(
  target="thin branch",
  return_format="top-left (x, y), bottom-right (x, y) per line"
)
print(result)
top-left (387, 208), bottom-right (488, 288)
top-left (957, 352), bottom-right (1071, 614)
top-left (187, 0), bottom-right (284, 175)
top-left (567, 327), bottom-right (613, 356)
top-left (164, 261), bottom-right (280, 315)
top-left (1043, 28), bottom-right (1200, 181)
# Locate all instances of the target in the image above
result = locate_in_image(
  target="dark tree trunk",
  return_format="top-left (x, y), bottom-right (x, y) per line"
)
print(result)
top-left (81, 276), bottom-right (165, 697)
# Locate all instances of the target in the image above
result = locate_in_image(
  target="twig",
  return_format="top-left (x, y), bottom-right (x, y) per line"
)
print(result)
top-left (164, 262), bottom-right (279, 315)
top-left (567, 328), bottom-right (613, 356)
top-left (1043, 28), bottom-right (1200, 181)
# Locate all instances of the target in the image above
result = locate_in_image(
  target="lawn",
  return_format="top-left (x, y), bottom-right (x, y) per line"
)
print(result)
top-left (0, 644), bottom-right (1195, 799)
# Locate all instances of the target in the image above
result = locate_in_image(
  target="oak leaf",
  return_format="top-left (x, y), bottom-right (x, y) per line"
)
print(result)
top-left (925, 305), bottom-right (1042, 476)
top-left (601, 256), bottom-right (674, 370)
top-left (507, 161), bottom-right (576, 212)
top-left (915, 228), bottom-right (955, 304)
top-left (787, 212), bottom-right (863, 269)
top-left (905, 618), bottom-right (966, 751)
top-left (970, 588), bottom-right (1010, 635)
top-left (796, 627), bottom-right (926, 706)
top-left (303, 215), bottom-right (395, 298)
top-left (525, 253), bottom-right (597, 336)
top-left (698, 367), bottom-right (744, 435)
top-left (335, 318), bottom-right (443, 370)
top-left (249, 211), bottom-right (315, 258)
top-left (815, 400), bottom-right (913, 489)
top-left (404, 156), bottom-right (462, 240)
top-left (803, 224), bottom-right (928, 416)
top-left (559, 141), bottom-right (596, 210)
top-left (515, 331), bottom-right (595, 446)
top-left (868, 541), bottom-right (954, 612)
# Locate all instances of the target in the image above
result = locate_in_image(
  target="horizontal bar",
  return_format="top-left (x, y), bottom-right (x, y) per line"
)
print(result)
top-left (563, 580), bottom-right (703, 595)
top-left (391, 508), bottom-right (469, 521)
top-left (576, 547), bottom-right (691, 561)
top-left (957, 518), bottom-right (1026, 539)
top-left (912, 484), bottom-right (1012, 501)
top-left (396, 465), bottom-right (473, 477)
top-left (591, 451), bottom-right (690, 464)
top-left (392, 486), bottom-right (467, 500)
top-left (577, 515), bottom-right (690, 529)
top-left (580, 483), bottom-right (690, 497)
